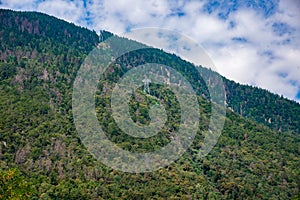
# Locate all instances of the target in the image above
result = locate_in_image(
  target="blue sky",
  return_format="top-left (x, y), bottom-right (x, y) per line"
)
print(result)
top-left (0, 0), bottom-right (299, 102)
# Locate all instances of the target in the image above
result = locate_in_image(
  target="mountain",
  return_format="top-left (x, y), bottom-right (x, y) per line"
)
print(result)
top-left (199, 68), bottom-right (300, 134)
top-left (0, 9), bottom-right (299, 199)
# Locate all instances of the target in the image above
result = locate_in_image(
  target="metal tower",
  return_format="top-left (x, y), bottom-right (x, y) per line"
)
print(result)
top-left (142, 77), bottom-right (151, 94)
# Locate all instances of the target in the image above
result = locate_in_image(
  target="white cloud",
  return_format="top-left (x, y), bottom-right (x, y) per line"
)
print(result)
top-left (0, 0), bottom-right (299, 101)
top-left (36, 0), bottom-right (84, 23)
top-left (0, 0), bottom-right (37, 10)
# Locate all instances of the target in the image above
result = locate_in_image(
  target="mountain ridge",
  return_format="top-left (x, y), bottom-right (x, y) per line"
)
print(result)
top-left (1, 9), bottom-right (299, 135)
top-left (0, 9), bottom-right (299, 199)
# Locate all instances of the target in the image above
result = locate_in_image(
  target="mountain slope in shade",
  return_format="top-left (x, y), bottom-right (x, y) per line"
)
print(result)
top-left (0, 9), bottom-right (299, 199)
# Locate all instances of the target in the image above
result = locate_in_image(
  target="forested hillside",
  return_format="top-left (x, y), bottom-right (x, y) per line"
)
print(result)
top-left (0, 9), bottom-right (299, 199)
top-left (195, 67), bottom-right (300, 134)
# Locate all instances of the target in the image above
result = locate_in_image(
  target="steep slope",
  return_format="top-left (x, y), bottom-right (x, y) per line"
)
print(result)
top-left (196, 66), bottom-right (300, 133)
top-left (0, 9), bottom-right (299, 199)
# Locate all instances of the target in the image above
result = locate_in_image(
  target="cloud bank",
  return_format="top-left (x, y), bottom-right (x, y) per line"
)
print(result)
top-left (0, 0), bottom-right (299, 102)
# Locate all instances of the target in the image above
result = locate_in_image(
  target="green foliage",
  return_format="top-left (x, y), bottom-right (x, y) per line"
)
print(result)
top-left (225, 79), bottom-right (300, 133)
top-left (0, 168), bottom-right (36, 199)
top-left (0, 9), bottom-right (299, 199)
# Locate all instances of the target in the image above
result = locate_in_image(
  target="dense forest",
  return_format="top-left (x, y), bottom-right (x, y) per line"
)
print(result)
top-left (0, 9), bottom-right (299, 199)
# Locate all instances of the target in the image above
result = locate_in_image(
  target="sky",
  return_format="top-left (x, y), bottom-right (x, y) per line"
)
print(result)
top-left (0, 0), bottom-right (300, 102)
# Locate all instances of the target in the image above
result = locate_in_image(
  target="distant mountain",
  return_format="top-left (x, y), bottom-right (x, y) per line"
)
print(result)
top-left (0, 9), bottom-right (299, 199)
